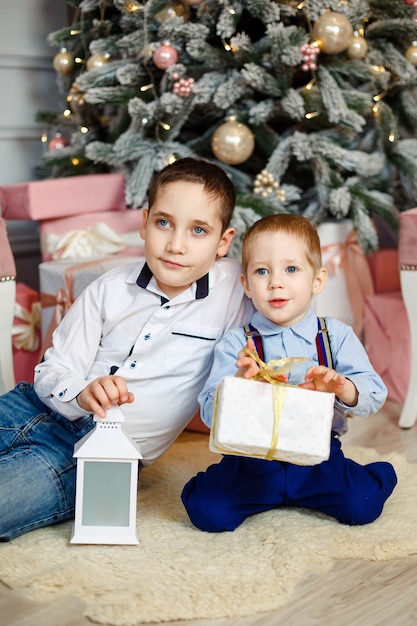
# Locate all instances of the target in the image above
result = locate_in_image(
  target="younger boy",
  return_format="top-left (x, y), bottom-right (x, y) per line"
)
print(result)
top-left (0, 157), bottom-right (253, 541)
top-left (182, 214), bottom-right (397, 532)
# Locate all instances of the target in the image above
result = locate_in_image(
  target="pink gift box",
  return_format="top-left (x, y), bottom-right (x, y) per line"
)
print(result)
top-left (367, 248), bottom-right (400, 294)
top-left (13, 282), bottom-right (42, 383)
top-left (0, 174), bottom-right (126, 221)
top-left (363, 291), bottom-right (410, 404)
top-left (40, 209), bottom-right (144, 261)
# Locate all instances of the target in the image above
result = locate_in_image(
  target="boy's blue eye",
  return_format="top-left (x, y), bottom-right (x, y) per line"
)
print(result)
top-left (286, 266), bottom-right (297, 273)
top-left (256, 268), bottom-right (268, 276)
top-left (193, 226), bottom-right (206, 235)
top-left (157, 219), bottom-right (170, 228)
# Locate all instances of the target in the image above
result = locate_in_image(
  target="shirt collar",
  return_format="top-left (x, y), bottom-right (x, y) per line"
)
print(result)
top-left (251, 308), bottom-right (319, 344)
top-left (133, 261), bottom-right (210, 300)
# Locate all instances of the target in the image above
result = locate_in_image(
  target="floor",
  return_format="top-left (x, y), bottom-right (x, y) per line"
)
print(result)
top-left (2, 399), bottom-right (417, 626)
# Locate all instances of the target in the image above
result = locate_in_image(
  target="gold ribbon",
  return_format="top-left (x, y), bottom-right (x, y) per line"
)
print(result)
top-left (12, 300), bottom-right (41, 352)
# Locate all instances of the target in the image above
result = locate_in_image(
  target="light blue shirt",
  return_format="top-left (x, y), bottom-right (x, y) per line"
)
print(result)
top-left (199, 307), bottom-right (387, 435)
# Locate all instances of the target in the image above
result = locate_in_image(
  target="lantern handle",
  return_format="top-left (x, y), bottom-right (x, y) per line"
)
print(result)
top-left (93, 405), bottom-right (125, 423)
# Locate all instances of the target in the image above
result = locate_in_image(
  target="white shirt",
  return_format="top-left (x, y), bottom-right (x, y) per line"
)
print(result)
top-left (34, 257), bottom-right (253, 464)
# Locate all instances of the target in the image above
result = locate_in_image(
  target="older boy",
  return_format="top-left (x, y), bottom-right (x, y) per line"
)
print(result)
top-left (0, 158), bottom-right (253, 541)
top-left (182, 214), bottom-right (397, 532)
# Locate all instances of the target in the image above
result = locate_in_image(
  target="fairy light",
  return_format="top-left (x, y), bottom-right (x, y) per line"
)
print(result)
top-left (63, 109), bottom-right (72, 117)
top-left (80, 126), bottom-right (89, 134)
top-left (388, 132), bottom-right (395, 142)
top-left (159, 121), bottom-right (171, 131)
top-left (125, 0), bottom-right (142, 11)
top-left (373, 92), bottom-right (385, 102)
top-left (70, 29), bottom-right (81, 35)
top-left (167, 153), bottom-right (177, 164)
top-left (222, 40), bottom-right (232, 52)
top-left (75, 56), bottom-right (84, 65)
top-left (140, 83), bottom-right (153, 92)
top-left (305, 111), bottom-right (319, 119)
top-left (41, 131), bottom-right (48, 144)
top-left (297, 2), bottom-right (304, 9)
top-left (372, 103), bottom-right (379, 115)
top-left (227, 6), bottom-right (236, 14)
top-left (71, 158), bottom-right (80, 166)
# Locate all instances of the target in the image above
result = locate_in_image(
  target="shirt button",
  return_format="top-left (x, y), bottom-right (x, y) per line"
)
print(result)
top-left (144, 333), bottom-right (151, 340)
top-left (130, 361), bottom-right (137, 369)
top-left (164, 305), bottom-right (170, 310)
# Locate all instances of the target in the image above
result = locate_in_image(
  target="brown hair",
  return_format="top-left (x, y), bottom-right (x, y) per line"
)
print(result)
top-left (241, 213), bottom-right (323, 276)
top-left (147, 157), bottom-right (236, 232)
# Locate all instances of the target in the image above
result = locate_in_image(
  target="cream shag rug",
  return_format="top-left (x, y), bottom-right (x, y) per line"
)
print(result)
top-left (0, 435), bottom-right (416, 626)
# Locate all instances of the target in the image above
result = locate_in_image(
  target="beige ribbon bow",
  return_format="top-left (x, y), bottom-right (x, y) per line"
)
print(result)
top-left (12, 301), bottom-right (41, 352)
top-left (43, 222), bottom-right (134, 260)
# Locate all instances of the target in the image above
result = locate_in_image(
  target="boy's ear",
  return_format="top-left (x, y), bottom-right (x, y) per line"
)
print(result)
top-left (240, 273), bottom-right (251, 299)
top-left (139, 209), bottom-right (149, 239)
top-left (216, 227), bottom-right (235, 258)
top-left (312, 266), bottom-right (327, 295)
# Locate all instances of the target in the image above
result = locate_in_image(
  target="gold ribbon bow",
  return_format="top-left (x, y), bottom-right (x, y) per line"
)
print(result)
top-left (12, 301), bottom-right (41, 352)
top-left (244, 346), bottom-right (306, 384)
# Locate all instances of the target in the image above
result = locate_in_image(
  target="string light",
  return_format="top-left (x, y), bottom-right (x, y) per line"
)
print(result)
top-left (388, 132), bottom-right (395, 142)
top-left (140, 84), bottom-right (153, 92)
top-left (70, 29), bottom-right (82, 35)
top-left (75, 57), bottom-right (84, 65)
top-left (63, 109), bottom-right (72, 117)
top-left (305, 111), bottom-right (319, 119)
top-left (372, 103), bottom-right (379, 115)
top-left (222, 40), bottom-right (231, 52)
top-left (71, 158), bottom-right (80, 166)
top-left (41, 131), bottom-right (48, 144)
top-left (159, 121), bottom-right (171, 131)
top-left (80, 126), bottom-right (89, 134)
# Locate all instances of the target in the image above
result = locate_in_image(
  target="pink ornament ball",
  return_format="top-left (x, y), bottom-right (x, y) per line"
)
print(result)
top-left (153, 43), bottom-right (179, 70)
top-left (48, 134), bottom-right (69, 150)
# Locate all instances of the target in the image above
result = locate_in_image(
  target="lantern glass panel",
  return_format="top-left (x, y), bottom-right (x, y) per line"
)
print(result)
top-left (82, 461), bottom-right (131, 526)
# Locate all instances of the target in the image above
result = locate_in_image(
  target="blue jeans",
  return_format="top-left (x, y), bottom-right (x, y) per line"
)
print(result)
top-left (0, 382), bottom-right (94, 541)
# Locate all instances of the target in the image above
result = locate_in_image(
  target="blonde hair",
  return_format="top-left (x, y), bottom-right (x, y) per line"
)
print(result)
top-left (241, 213), bottom-right (322, 277)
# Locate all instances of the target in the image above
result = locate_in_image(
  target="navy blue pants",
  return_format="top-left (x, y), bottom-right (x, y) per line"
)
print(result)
top-left (181, 438), bottom-right (397, 532)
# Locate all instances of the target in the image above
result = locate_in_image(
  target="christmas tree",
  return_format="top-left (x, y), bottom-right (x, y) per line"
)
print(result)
top-left (37, 0), bottom-right (417, 253)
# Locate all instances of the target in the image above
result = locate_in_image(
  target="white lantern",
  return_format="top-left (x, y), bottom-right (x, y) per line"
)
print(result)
top-left (70, 405), bottom-right (142, 545)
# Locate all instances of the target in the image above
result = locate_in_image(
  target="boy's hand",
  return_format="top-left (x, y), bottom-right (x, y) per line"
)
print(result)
top-left (235, 339), bottom-right (288, 383)
top-left (299, 365), bottom-right (358, 407)
top-left (76, 375), bottom-right (135, 419)
top-left (235, 338), bottom-right (261, 379)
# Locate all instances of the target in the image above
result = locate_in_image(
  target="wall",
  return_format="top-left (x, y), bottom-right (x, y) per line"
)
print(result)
top-left (0, 0), bottom-right (68, 289)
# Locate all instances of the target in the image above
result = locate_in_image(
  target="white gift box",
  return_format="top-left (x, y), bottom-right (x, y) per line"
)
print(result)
top-left (210, 376), bottom-right (335, 465)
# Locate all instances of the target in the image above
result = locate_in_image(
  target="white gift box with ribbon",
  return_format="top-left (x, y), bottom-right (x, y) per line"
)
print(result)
top-left (210, 376), bottom-right (335, 466)
top-left (312, 220), bottom-right (374, 338)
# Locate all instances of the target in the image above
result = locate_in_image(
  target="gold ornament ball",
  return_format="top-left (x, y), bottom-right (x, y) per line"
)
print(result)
top-left (347, 34), bottom-right (368, 60)
top-left (53, 50), bottom-right (74, 74)
top-left (312, 11), bottom-right (353, 55)
top-left (86, 53), bottom-right (109, 71)
top-left (155, 0), bottom-right (190, 22)
top-left (405, 43), bottom-right (417, 67)
top-left (211, 118), bottom-right (255, 165)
